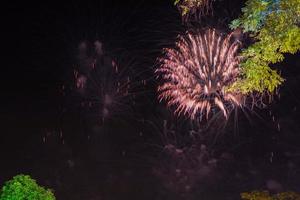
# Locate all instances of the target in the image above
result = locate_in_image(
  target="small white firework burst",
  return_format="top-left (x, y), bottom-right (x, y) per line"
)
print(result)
top-left (156, 28), bottom-right (245, 121)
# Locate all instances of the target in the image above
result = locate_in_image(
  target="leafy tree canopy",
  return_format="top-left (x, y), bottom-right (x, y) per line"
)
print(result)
top-left (173, 0), bottom-right (210, 16)
top-left (0, 175), bottom-right (55, 200)
top-left (241, 190), bottom-right (300, 200)
top-left (229, 0), bottom-right (300, 94)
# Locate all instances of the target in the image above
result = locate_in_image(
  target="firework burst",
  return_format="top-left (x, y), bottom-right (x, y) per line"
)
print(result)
top-left (74, 41), bottom-right (136, 122)
top-left (156, 28), bottom-right (244, 121)
top-left (148, 119), bottom-right (219, 196)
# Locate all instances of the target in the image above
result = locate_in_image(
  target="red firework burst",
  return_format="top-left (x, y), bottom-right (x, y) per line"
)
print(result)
top-left (156, 28), bottom-right (245, 120)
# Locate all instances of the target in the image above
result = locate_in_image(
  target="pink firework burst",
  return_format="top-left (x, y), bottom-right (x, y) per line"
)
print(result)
top-left (73, 41), bottom-right (135, 122)
top-left (156, 28), bottom-right (245, 120)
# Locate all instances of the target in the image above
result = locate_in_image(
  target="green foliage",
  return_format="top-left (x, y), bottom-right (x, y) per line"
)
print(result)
top-left (173, 0), bottom-right (206, 16)
top-left (229, 0), bottom-right (300, 94)
top-left (241, 191), bottom-right (300, 200)
top-left (230, 0), bottom-right (270, 32)
top-left (0, 175), bottom-right (56, 200)
top-left (174, 0), bottom-right (181, 5)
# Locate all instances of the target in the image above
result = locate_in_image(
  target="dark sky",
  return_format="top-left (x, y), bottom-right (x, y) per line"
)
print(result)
top-left (1, 1), bottom-right (300, 197)
top-left (3, 0), bottom-right (245, 104)
top-left (2, 0), bottom-right (300, 154)
top-left (2, 0), bottom-right (300, 153)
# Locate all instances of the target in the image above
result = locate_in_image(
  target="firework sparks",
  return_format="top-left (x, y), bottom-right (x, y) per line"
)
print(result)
top-left (151, 119), bottom-right (218, 195)
top-left (74, 41), bottom-right (134, 122)
top-left (156, 28), bottom-right (244, 120)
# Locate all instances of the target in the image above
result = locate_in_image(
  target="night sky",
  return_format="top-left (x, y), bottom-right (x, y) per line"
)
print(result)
top-left (1, 1), bottom-right (300, 200)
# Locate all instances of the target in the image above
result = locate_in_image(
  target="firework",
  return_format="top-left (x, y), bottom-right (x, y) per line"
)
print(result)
top-left (74, 41), bottom-right (134, 122)
top-left (156, 28), bottom-right (244, 120)
top-left (149, 119), bottom-right (218, 196)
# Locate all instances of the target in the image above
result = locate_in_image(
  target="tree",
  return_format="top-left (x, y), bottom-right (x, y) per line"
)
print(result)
top-left (229, 0), bottom-right (300, 94)
top-left (241, 190), bottom-right (300, 200)
top-left (173, 0), bottom-right (214, 22)
top-left (0, 175), bottom-right (55, 200)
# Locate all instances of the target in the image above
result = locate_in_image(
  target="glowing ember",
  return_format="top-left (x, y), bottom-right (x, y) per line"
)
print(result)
top-left (156, 28), bottom-right (244, 120)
